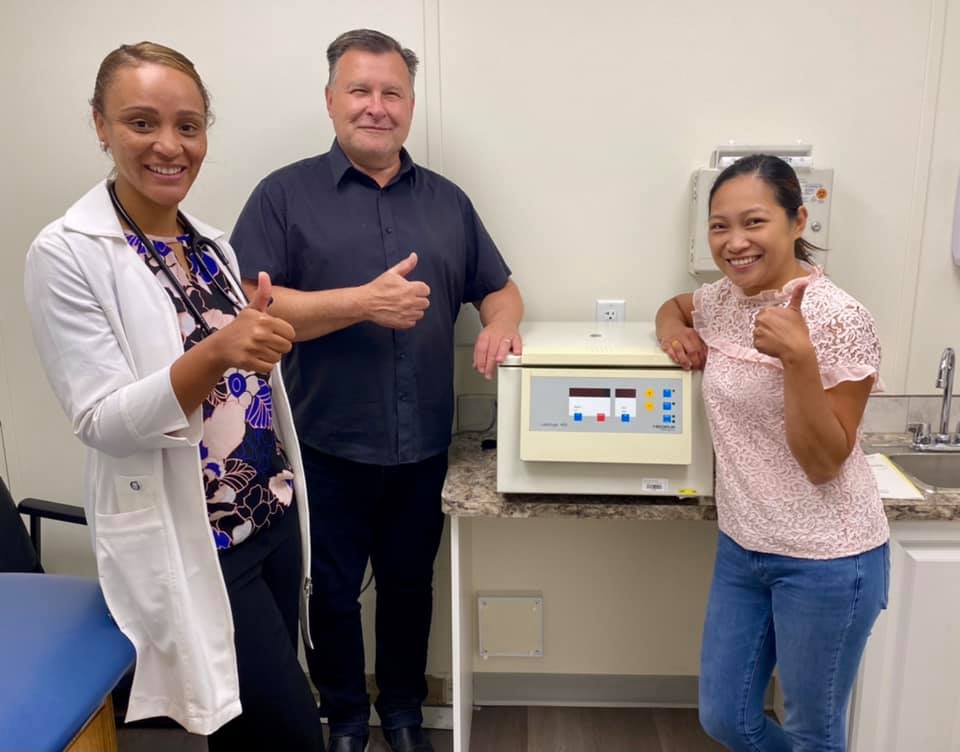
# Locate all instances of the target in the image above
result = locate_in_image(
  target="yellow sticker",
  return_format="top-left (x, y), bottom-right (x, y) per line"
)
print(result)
top-left (678, 488), bottom-right (698, 495)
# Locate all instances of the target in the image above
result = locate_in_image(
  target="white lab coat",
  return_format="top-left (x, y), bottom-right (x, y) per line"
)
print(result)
top-left (23, 180), bottom-right (312, 734)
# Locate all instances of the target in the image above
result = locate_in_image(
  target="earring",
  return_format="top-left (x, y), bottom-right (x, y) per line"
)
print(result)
top-left (99, 141), bottom-right (108, 152)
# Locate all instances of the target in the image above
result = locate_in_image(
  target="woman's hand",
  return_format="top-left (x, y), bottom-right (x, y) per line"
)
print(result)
top-left (211, 272), bottom-right (296, 373)
top-left (753, 282), bottom-right (814, 366)
top-left (655, 293), bottom-right (706, 370)
top-left (659, 325), bottom-right (707, 370)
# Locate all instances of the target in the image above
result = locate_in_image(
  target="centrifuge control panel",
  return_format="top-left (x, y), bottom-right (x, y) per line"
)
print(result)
top-left (528, 376), bottom-right (682, 434)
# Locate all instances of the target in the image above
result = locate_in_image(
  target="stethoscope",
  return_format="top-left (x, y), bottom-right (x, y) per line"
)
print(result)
top-left (107, 180), bottom-right (247, 338)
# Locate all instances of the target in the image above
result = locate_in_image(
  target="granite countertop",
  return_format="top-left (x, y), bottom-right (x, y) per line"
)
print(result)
top-left (441, 432), bottom-right (960, 521)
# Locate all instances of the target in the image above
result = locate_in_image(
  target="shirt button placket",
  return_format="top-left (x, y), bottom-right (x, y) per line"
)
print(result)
top-left (379, 191), bottom-right (401, 268)
top-left (395, 329), bottom-right (416, 464)
top-left (382, 191), bottom-right (413, 462)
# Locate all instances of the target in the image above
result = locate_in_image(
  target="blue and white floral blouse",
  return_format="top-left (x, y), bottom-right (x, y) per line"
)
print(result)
top-left (127, 232), bottom-right (294, 550)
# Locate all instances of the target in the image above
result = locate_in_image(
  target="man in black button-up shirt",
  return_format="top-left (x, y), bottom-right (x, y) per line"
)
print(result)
top-left (232, 28), bottom-right (522, 752)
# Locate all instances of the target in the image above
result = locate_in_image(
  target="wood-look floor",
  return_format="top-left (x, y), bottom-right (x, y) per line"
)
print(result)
top-left (117, 706), bottom-right (723, 752)
top-left (470, 707), bottom-right (724, 752)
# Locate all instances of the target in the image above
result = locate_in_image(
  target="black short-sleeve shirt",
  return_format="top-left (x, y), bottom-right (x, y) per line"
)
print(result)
top-left (230, 141), bottom-right (511, 465)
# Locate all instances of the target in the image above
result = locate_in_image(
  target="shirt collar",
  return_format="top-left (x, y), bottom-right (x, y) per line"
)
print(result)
top-left (328, 138), bottom-right (416, 188)
top-left (729, 261), bottom-right (823, 303)
top-left (62, 179), bottom-right (225, 241)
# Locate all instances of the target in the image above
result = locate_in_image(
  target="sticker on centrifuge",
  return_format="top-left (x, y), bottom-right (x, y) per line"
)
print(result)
top-left (641, 478), bottom-right (668, 492)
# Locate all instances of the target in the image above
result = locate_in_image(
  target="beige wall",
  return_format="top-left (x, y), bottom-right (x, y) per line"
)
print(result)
top-left (906, 0), bottom-right (960, 390)
top-left (3, 0), bottom-right (959, 684)
top-left (0, 0), bottom-right (452, 676)
top-left (445, 0), bottom-right (959, 676)
top-left (469, 518), bottom-right (717, 676)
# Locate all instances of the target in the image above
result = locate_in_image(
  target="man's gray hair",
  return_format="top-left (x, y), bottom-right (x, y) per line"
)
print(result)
top-left (326, 29), bottom-right (419, 88)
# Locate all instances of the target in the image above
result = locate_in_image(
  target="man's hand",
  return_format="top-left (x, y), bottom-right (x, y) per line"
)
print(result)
top-left (473, 324), bottom-right (522, 380)
top-left (362, 252), bottom-right (431, 329)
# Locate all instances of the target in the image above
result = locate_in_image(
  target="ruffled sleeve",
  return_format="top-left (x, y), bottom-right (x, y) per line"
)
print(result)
top-left (691, 279), bottom-right (719, 339)
top-left (812, 302), bottom-right (883, 392)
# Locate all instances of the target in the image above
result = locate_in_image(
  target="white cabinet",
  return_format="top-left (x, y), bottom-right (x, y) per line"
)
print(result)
top-left (850, 521), bottom-right (960, 752)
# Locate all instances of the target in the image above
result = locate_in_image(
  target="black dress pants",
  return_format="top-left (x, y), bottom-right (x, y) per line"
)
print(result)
top-left (300, 446), bottom-right (448, 737)
top-left (208, 501), bottom-right (324, 751)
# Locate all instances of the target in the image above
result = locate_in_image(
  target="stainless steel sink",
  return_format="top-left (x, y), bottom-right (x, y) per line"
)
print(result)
top-left (887, 453), bottom-right (960, 491)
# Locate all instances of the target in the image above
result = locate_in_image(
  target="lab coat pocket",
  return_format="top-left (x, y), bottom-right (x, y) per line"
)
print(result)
top-left (114, 474), bottom-right (158, 513)
top-left (95, 505), bottom-right (175, 638)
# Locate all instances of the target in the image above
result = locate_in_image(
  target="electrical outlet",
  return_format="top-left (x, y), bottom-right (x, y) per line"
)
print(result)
top-left (595, 299), bottom-right (626, 322)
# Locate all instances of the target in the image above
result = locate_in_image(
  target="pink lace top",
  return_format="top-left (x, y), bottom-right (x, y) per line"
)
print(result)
top-left (692, 264), bottom-right (889, 559)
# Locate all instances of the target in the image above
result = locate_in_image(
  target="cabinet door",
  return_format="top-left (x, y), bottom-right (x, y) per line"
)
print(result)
top-left (849, 521), bottom-right (960, 751)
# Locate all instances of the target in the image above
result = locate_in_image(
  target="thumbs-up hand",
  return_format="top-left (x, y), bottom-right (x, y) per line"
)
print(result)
top-left (211, 271), bottom-right (296, 374)
top-left (752, 279), bottom-right (814, 364)
top-left (786, 280), bottom-right (807, 313)
top-left (363, 251), bottom-right (431, 329)
top-left (389, 252), bottom-right (419, 279)
top-left (249, 271), bottom-right (273, 313)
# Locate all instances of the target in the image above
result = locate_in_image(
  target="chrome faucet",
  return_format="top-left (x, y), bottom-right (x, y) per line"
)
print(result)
top-left (936, 347), bottom-right (956, 443)
top-left (909, 347), bottom-right (960, 450)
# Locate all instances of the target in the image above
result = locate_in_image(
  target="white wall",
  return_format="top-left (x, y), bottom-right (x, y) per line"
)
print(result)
top-left (3, 0), bottom-right (960, 685)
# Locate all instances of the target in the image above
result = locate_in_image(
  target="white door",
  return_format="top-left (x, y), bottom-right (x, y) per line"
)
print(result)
top-left (849, 521), bottom-right (960, 751)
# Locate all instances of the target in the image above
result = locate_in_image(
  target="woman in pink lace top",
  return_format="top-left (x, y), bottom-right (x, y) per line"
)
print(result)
top-left (656, 154), bottom-right (889, 752)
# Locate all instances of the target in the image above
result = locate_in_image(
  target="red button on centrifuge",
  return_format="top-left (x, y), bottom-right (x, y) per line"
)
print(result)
top-left (597, 413), bottom-right (606, 422)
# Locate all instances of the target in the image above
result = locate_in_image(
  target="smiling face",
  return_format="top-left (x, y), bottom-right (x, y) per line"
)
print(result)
top-left (94, 62), bottom-right (207, 230)
top-left (325, 49), bottom-right (414, 177)
top-left (708, 174), bottom-right (808, 296)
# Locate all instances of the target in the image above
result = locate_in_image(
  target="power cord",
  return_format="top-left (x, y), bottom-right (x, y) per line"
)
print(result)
top-left (359, 568), bottom-right (375, 596)
top-left (453, 394), bottom-right (498, 435)
top-left (356, 395), bottom-right (497, 596)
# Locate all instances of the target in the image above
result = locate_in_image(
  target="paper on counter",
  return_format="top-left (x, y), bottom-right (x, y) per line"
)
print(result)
top-left (865, 454), bottom-right (923, 500)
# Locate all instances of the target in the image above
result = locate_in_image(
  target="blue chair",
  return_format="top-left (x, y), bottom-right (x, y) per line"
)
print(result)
top-left (0, 477), bottom-right (135, 752)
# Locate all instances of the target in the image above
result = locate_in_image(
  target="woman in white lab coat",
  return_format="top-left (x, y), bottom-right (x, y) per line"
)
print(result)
top-left (24, 42), bottom-right (323, 751)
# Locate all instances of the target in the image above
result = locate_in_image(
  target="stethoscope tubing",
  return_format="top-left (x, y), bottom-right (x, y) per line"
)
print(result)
top-left (107, 181), bottom-right (248, 338)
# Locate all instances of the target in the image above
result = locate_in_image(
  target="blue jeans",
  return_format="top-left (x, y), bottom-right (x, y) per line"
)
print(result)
top-left (699, 532), bottom-right (889, 752)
